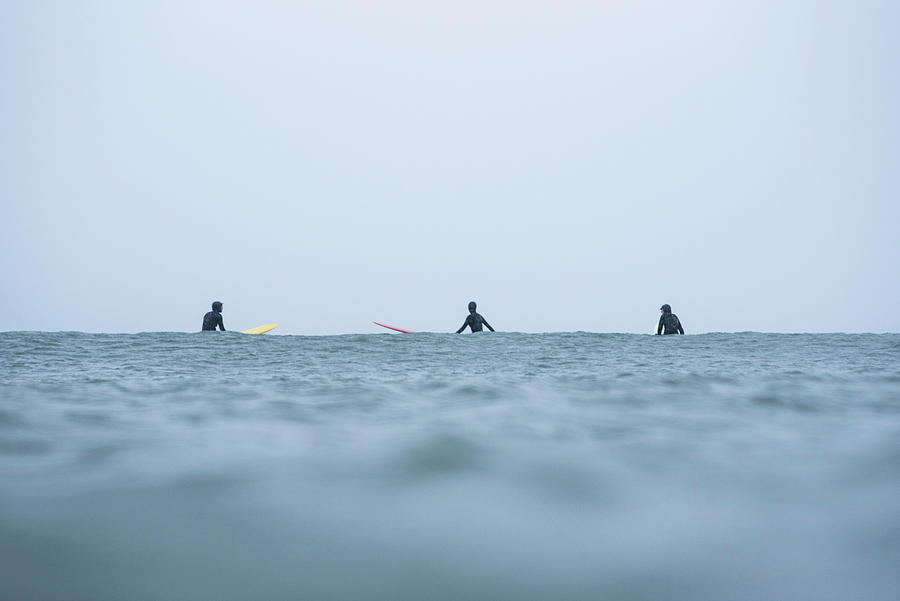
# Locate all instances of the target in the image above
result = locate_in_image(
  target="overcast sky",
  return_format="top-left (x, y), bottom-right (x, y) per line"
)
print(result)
top-left (2, 1), bottom-right (897, 334)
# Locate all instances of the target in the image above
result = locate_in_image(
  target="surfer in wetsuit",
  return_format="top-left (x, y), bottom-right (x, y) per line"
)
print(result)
top-left (656, 304), bottom-right (684, 335)
top-left (456, 301), bottom-right (495, 333)
top-left (202, 301), bottom-right (226, 331)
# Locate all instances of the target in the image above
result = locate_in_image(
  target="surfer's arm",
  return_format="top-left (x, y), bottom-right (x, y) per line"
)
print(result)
top-left (456, 320), bottom-right (468, 334)
top-left (218, 315), bottom-right (226, 331)
top-left (677, 318), bottom-right (684, 335)
top-left (656, 316), bottom-right (664, 335)
top-left (483, 319), bottom-right (494, 332)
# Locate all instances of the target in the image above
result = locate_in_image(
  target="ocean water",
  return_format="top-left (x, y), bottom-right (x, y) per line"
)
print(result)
top-left (1, 331), bottom-right (898, 601)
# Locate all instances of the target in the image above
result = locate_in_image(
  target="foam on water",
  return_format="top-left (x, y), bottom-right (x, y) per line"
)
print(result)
top-left (1, 331), bottom-right (899, 600)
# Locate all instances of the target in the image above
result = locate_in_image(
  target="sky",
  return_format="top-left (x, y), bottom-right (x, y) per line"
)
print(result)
top-left (1, 0), bottom-right (898, 334)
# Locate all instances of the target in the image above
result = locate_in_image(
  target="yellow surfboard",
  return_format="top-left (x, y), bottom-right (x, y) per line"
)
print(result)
top-left (242, 323), bottom-right (278, 335)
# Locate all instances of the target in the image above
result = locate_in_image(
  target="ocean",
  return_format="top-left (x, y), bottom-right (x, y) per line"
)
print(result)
top-left (1, 331), bottom-right (898, 600)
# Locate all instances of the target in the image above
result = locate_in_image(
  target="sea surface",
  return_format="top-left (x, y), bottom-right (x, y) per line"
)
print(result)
top-left (1, 331), bottom-right (898, 601)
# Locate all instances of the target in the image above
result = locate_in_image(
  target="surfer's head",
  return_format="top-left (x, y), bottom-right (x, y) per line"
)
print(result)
top-left (468, 301), bottom-right (477, 313)
top-left (212, 301), bottom-right (223, 312)
top-left (660, 304), bottom-right (671, 313)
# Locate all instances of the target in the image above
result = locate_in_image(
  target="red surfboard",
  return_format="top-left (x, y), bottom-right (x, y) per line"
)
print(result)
top-left (373, 321), bottom-right (415, 333)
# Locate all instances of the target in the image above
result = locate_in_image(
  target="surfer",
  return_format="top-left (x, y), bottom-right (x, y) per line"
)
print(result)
top-left (656, 304), bottom-right (684, 335)
top-left (202, 301), bottom-right (226, 331)
top-left (456, 301), bottom-right (494, 333)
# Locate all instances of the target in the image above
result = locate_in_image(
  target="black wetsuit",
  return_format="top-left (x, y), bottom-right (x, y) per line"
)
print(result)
top-left (657, 312), bottom-right (684, 335)
top-left (457, 312), bottom-right (494, 333)
top-left (202, 310), bottom-right (225, 331)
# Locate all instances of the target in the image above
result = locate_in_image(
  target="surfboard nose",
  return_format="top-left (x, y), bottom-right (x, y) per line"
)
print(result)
top-left (242, 324), bottom-right (279, 335)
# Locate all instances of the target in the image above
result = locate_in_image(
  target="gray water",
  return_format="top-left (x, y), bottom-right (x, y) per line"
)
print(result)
top-left (1, 331), bottom-right (898, 601)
